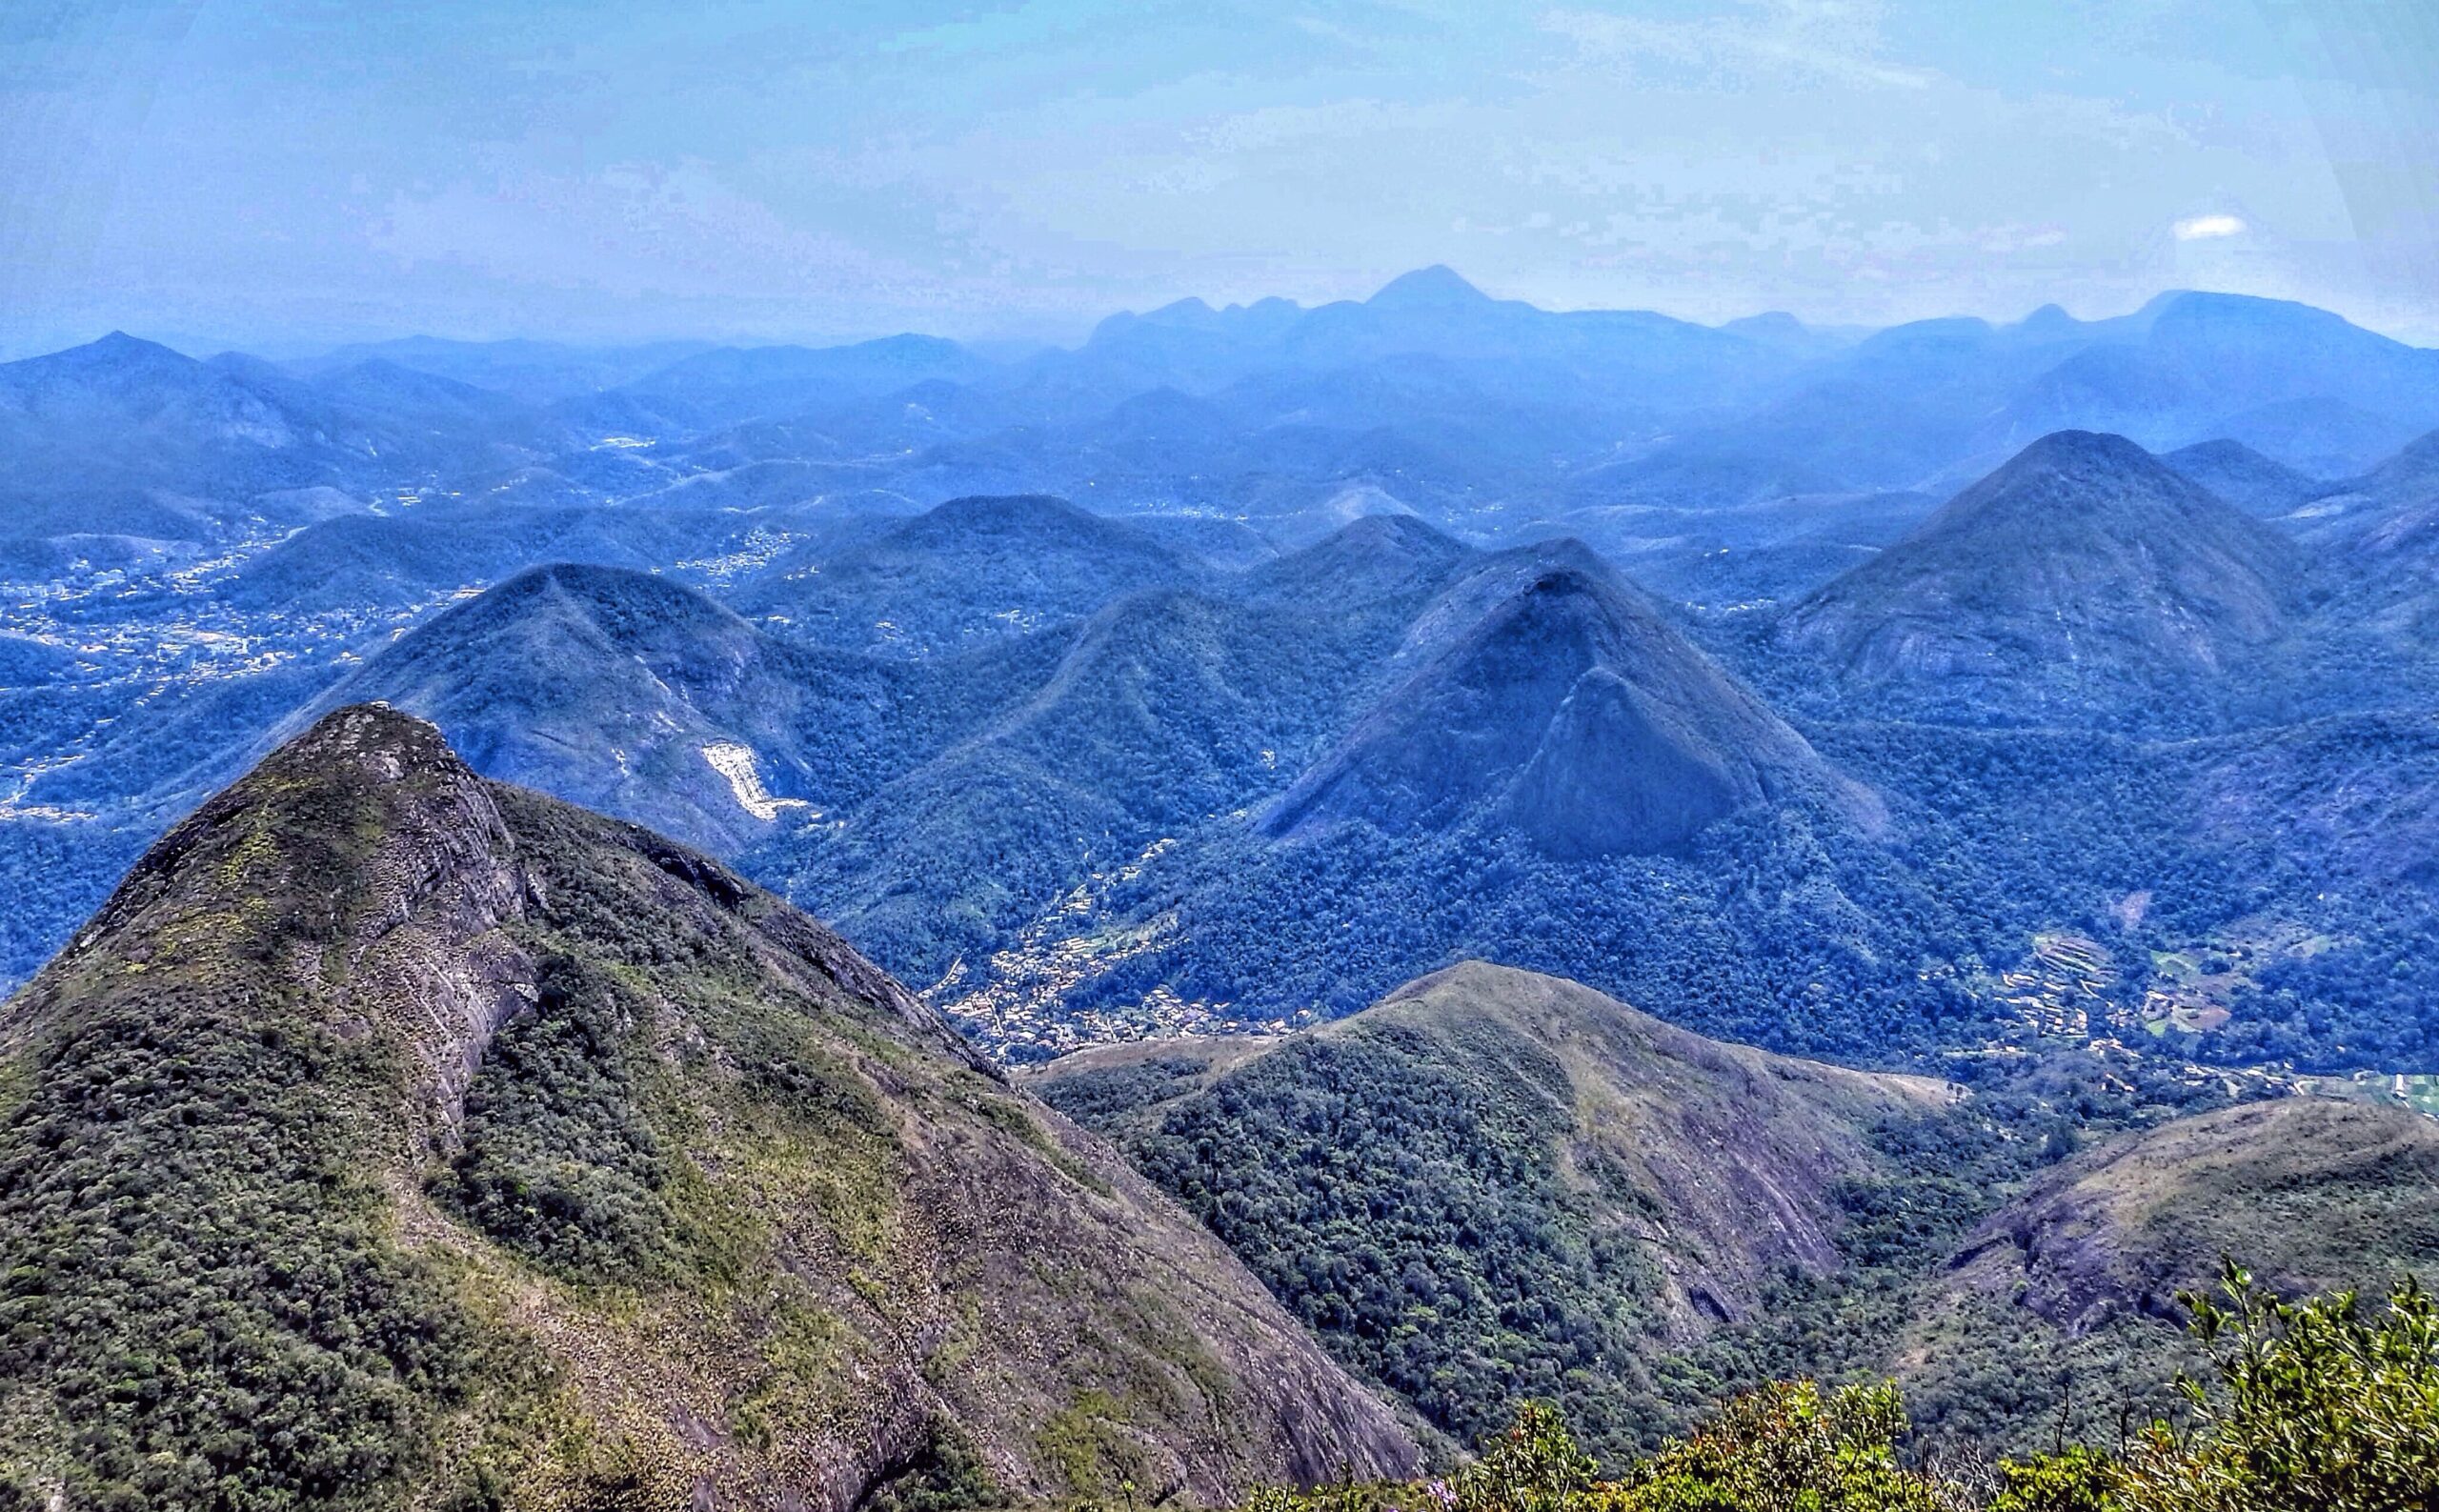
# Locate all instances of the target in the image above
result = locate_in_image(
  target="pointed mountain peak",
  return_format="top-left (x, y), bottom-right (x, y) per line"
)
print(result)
top-left (210, 702), bottom-right (497, 849)
top-left (1325, 512), bottom-right (1464, 555)
top-left (1784, 430), bottom-right (2298, 688)
top-left (27, 330), bottom-right (196, 373)
top-left (71, 701), bottom-right (514, 976)
top-left (274, 701), bottom-right (462, 776)
top-left (13, 708), bottom-right (1418, 1503)
top-left (1144, 294), bottom-right (1219, 323)
top-left (1953, 430), bottom-right (2227, 527)
top-left (1367, 264), bottom-right (1493, 310)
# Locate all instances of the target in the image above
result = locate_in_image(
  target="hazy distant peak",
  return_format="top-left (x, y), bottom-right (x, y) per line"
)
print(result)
top-left (1140, 295), bottom-right (1220, 327)
top-left (1720, 311), bottom-right (1808, 338)
top-left (2137, 288), bottom-right (2367, 341)
top-left (33, 330), bottom-right (193, 372)
top-left (1367, 264), bottom-right (1494, 310)
top-left (1328, 511), bottom-right (1463, 553)
top-left (1784, 426), bottom-right (2298, 688)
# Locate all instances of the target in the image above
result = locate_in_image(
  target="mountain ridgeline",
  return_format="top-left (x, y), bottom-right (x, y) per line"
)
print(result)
top-left (1035, 966), bottom-right (2439, 1463)
top-left (0, 708), bottom-right (1416, 1511)
top-left (265, 504), bottom-right (1887, 1045)
top-left (8, 270), bottom-right (2439, 1507)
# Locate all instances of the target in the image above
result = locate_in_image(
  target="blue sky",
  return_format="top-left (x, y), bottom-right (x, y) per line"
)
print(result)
top-left (1, 0), bottom-right (2434, 353)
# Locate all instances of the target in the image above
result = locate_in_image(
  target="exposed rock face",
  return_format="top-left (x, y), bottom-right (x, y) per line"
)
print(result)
top-left (1267, 547), bottom-right (1876, 855)
top-left (314, 564), bottom-right (837, 855)
top-left (1944, 1099), bottom-right (2439, 1336)
top-left (57, 704), bottom-right (539, 1141)
top-left (1781, 430), bottom-right (2299, 691)
top-left (1353, 964), bottom-right (1953, 1325)
top-left (0, 705), bottom-right (1417, 1512)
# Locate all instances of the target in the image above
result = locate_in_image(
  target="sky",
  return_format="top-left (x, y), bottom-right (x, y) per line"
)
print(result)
top-left (1, 0), bottom-right (2435, 355)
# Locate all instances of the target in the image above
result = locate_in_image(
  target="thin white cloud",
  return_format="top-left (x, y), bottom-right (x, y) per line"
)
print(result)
top-left (1541, 1), bottom-right (1938, 91)
top-left (2173, 212), bottom-right (2249, 240)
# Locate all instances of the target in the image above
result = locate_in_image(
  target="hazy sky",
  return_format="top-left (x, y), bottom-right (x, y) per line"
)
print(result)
top-left (3, 0), bottom-right (2436, 354)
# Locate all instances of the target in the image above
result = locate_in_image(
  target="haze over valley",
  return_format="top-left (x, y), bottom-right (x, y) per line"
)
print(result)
top-left (7, 1), bottom-right (2439, 1504)
top-left (10, 275), bottom-right (2439, 1074)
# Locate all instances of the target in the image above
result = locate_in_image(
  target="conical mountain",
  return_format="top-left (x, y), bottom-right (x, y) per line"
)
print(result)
top-left (1233, 513), bottom-right (1473, 611)
top-left (0, 706), bottom-right (1416, 1510)
top-left (2160, 437), bottom-right (2322, 516)
top-left (311, 564), bottom-right (872, 853)
top-left (1781, 430), bottom-right (2299, 688)
top-left (1267, 542), bottom-right (1874, 856)
top-left (1364, 265), bottom-right (1497, 312)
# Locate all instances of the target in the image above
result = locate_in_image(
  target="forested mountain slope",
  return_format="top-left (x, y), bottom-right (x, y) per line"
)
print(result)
top-left (1029, 962), bottom-right (1954, 1461)
top-left (0, 706), bottom-right (1416, 1511)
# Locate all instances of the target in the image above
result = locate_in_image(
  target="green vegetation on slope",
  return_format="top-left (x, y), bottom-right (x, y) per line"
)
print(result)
top-left (1041, 961), bottom-right (2439, 1475)
top-left (0, 706), bottom-right (1420, 1510)
top-left (1239, 1268), bottom-right (2439, 1512)
top-left (1036, 962), bottom-right (1948, 1465)
top-left (0, 713), bottom-right (596, 1509)
top-left (1133, 1016), bottom-right (1669, 1454)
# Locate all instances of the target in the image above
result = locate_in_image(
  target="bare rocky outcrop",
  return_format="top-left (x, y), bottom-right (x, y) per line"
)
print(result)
top-left (1942, 1098), bottom-right (2439, 1336)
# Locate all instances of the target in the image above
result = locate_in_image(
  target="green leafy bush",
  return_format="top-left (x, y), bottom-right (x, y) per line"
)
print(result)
top-left (1226, 1268), bottom-right (2439, 1512)
top-left (1600, 1381), bottom-right (1957, 1512)
top-left (2119, 1265), bottom-right (2439, 1512)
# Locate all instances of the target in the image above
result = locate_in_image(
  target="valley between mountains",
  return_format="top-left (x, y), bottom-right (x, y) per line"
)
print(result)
top-left (6, 706), bottom-right (2432, 1508)
top-left (6, 273), bottom-right (2439, 1507)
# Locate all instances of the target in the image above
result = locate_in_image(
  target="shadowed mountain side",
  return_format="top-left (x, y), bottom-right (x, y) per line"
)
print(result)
top-left (1270, 546), bottom-right (1877, 856)
top-left (0, 706), bottom-right (1418, 1510)
top-left (748, 583), bottom-right (1401, 981)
